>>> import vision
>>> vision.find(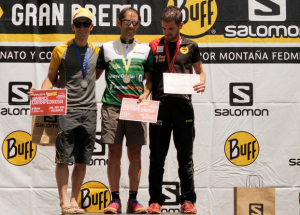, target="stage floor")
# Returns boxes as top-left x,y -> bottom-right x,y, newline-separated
85,213 -> 183,215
